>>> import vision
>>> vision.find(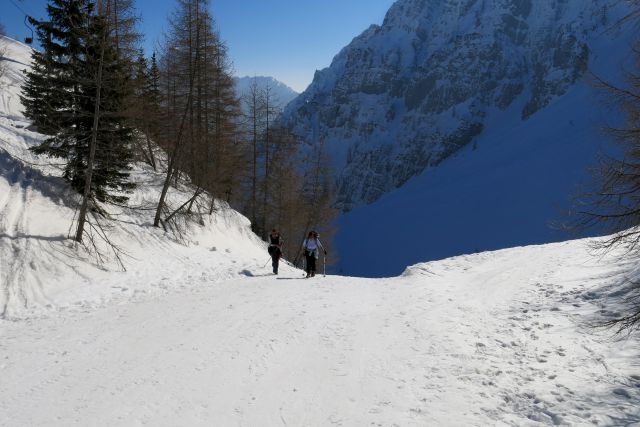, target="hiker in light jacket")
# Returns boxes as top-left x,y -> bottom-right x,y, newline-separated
302,231 -> 326,278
